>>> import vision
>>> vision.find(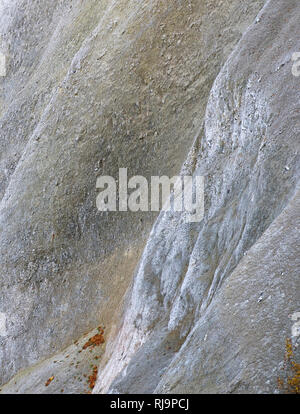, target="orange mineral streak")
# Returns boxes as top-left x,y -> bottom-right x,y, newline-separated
82,327 -> 105,350
45,376 -> 54,387
278,338 -> 300,394
88,366 -> 98,390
